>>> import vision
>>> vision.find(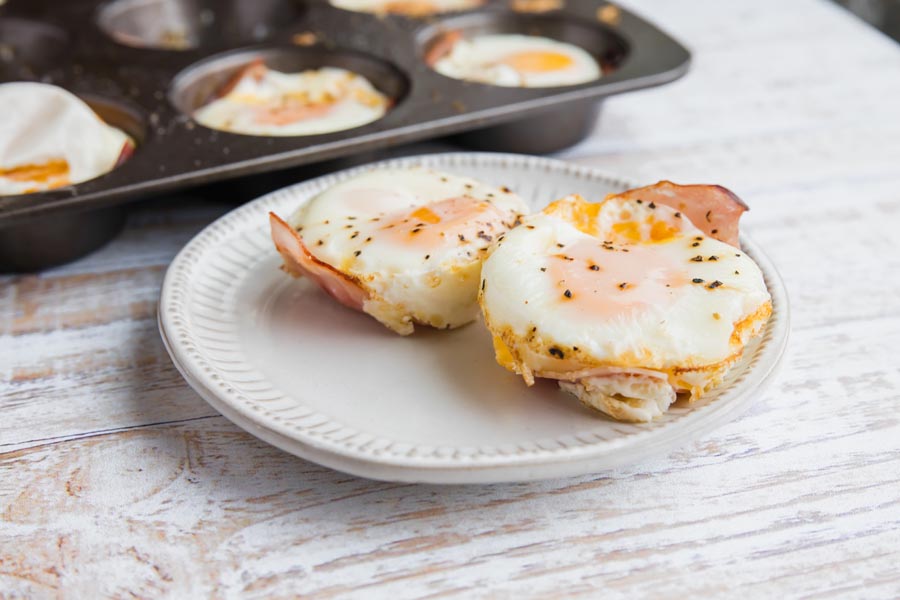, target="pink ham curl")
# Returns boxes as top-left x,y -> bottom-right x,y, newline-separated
610,181 -> 749,248
424,30 -> 462,67
269,212 -> 368,311
115,139 -> 135,167
217,59 -> 268,98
